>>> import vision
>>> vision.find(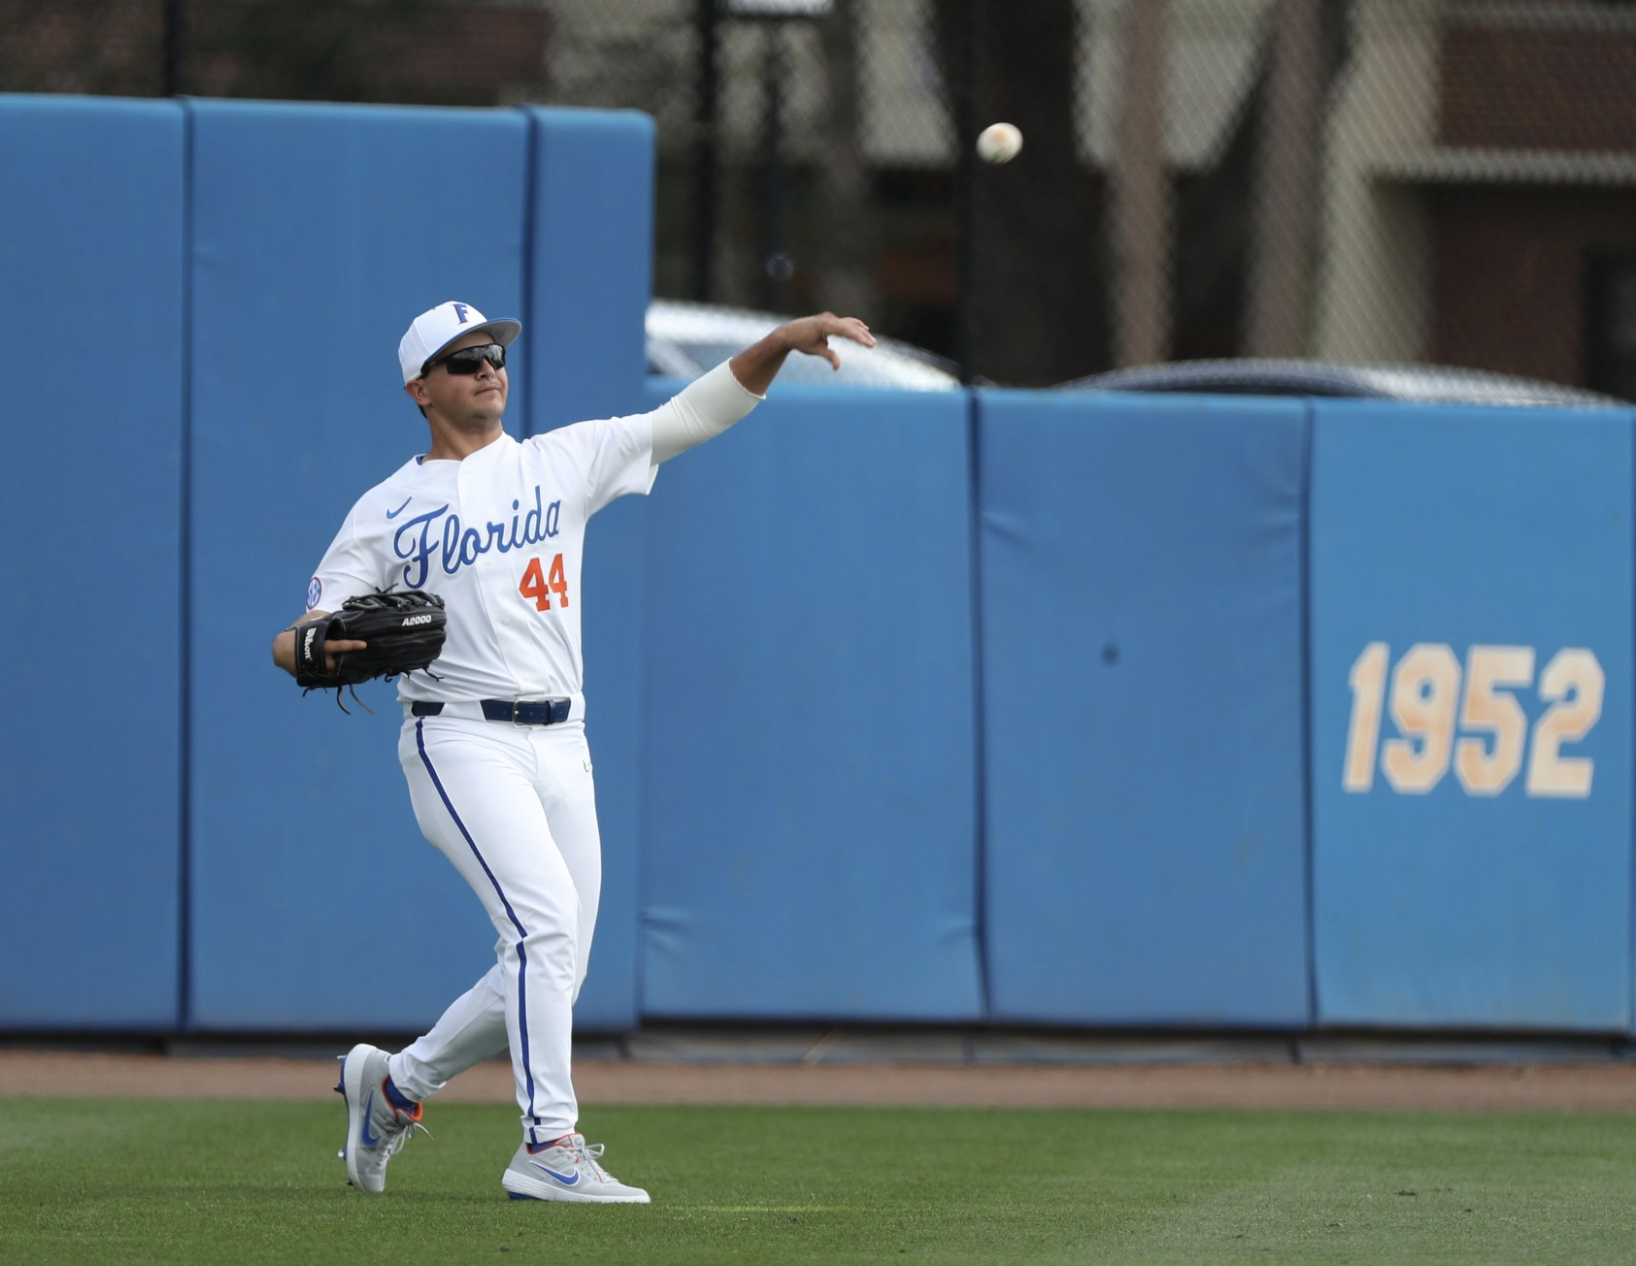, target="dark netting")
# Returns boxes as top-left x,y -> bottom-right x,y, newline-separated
6,0 -> 1636,392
